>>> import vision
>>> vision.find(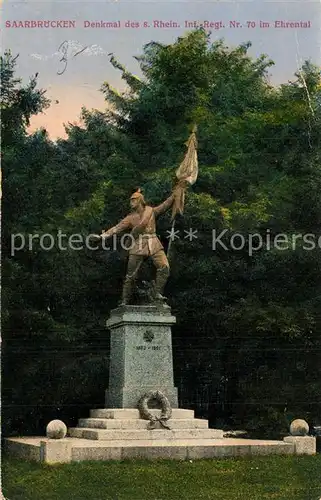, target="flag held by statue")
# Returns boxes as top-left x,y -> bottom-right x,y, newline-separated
172,125 -> 198,220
